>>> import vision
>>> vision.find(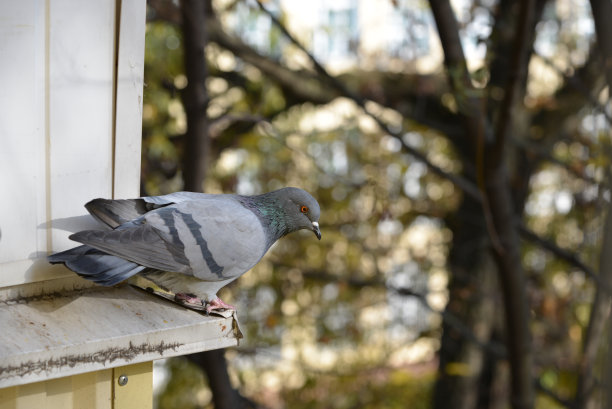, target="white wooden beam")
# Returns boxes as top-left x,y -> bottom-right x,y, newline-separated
0,278 -> 241,388
113,0 -> 146,199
